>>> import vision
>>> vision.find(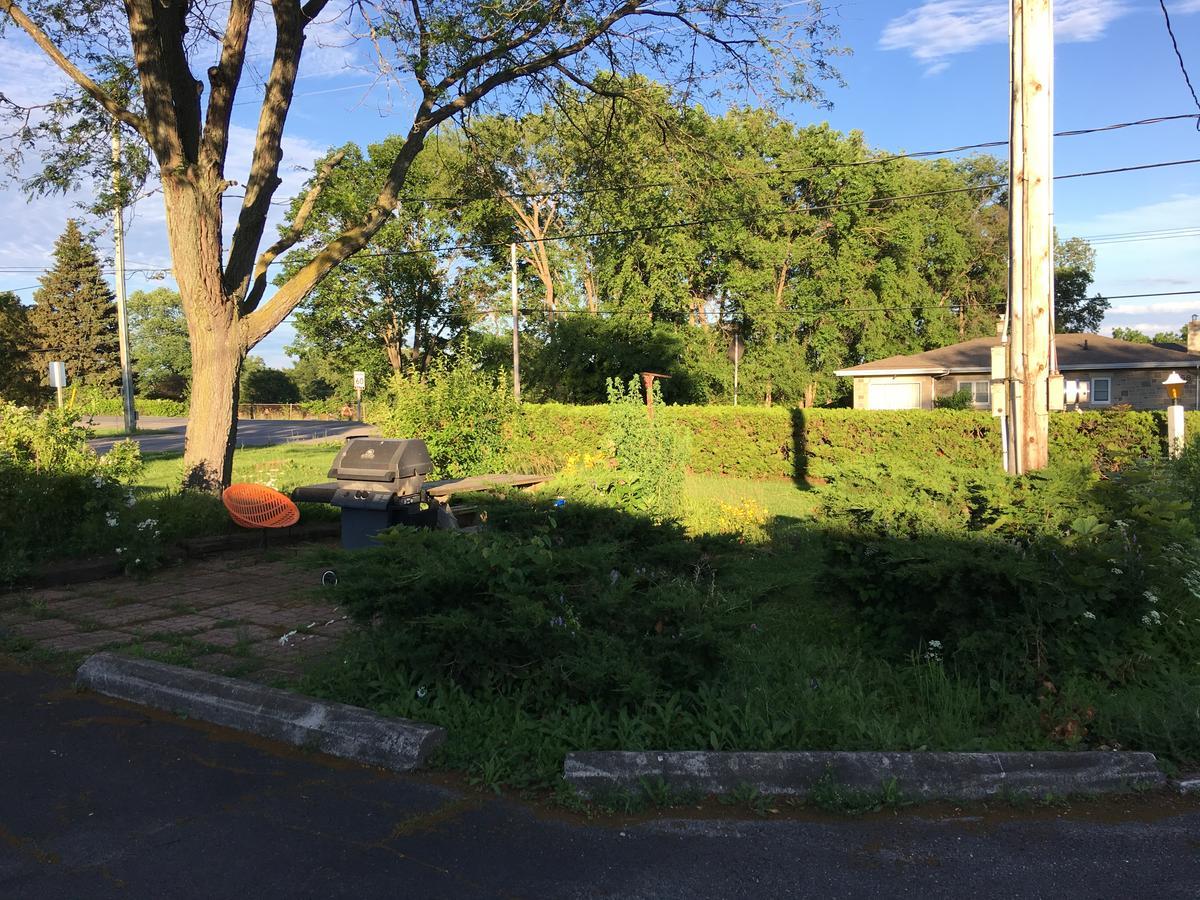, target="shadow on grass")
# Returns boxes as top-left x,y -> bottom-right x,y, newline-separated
294,482 -> 1200,793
